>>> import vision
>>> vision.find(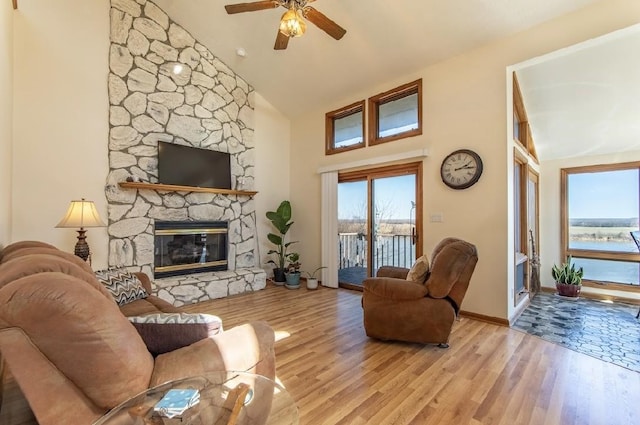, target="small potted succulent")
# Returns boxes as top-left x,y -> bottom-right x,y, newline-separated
284,252 -> 301,289
302,266 -> 327,290
552,256 -> 584,298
